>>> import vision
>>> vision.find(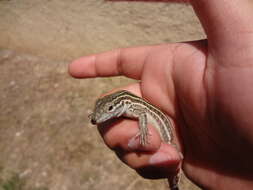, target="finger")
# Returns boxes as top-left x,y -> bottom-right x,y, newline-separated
99,114 -> 182,178
69,45 -> 160,80
98,119 -> 162,152
121,143 -> 181,179
190,0 -> 253,55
